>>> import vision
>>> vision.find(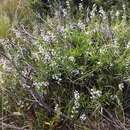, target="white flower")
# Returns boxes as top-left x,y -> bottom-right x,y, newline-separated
74,90 -> 80,108
52,73 -> 62,81
50,49 -> 56,55
62,8 -> 67,17
99,7 -> 107,20
74,90 -> 80,99
69,23 -> 78,29
44,35 -> 51,43
123,4 -> 126,10
54,104 -> 59,111
68,56 -> 75,62
71,90 -> 80,118
66,0 -> 70,9
71,69 -> 80,75
23,84 -> 30,89
99,7 -> 104,16
80,113 -> 86,121
77,21 -> 85,30
90,89 -> 102,99
44,53 -> 51,61
33,81 -> 49,89
43,32 -> 55,43
79,3 -> 83,11
110,95 -> 118,100
115,11 -> 120,18
118,83 -> 124,90
97,62 -> 101,65
127,41 -> 130,48
90,4 -> 97,18
43,81 -> 49,87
